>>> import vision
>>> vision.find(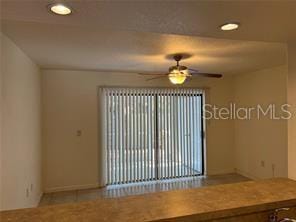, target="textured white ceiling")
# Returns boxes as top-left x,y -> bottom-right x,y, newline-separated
0,1 -> 289,75
2,0 -> 296,42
